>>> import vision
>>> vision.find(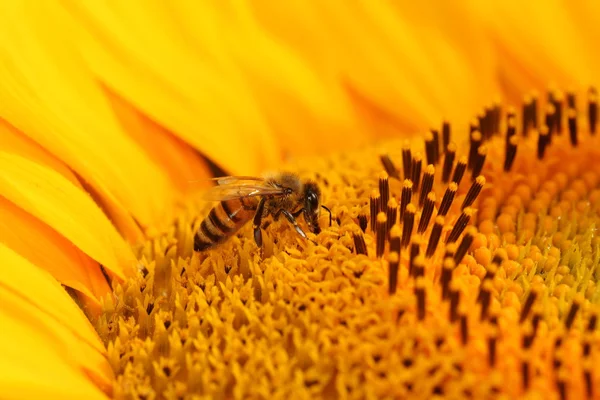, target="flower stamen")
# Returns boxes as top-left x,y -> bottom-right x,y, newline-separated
425,215 -> 444,258
417,192 -> 435,234
441,142 -> 456,183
